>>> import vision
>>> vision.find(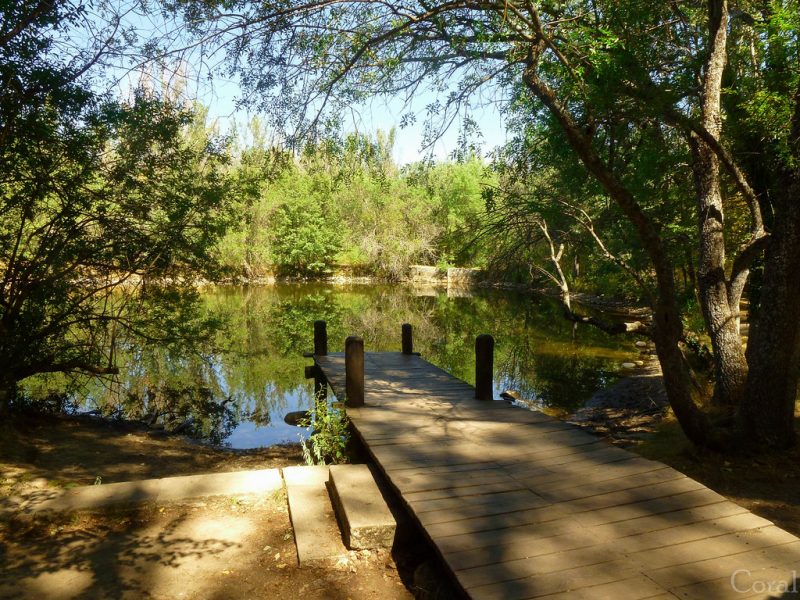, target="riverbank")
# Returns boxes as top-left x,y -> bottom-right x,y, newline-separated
2,391 -> 798,598
0,414 -> 426,600
0,414 -> 303,494
565,342 -> 667,446
202,269 -> 654,312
